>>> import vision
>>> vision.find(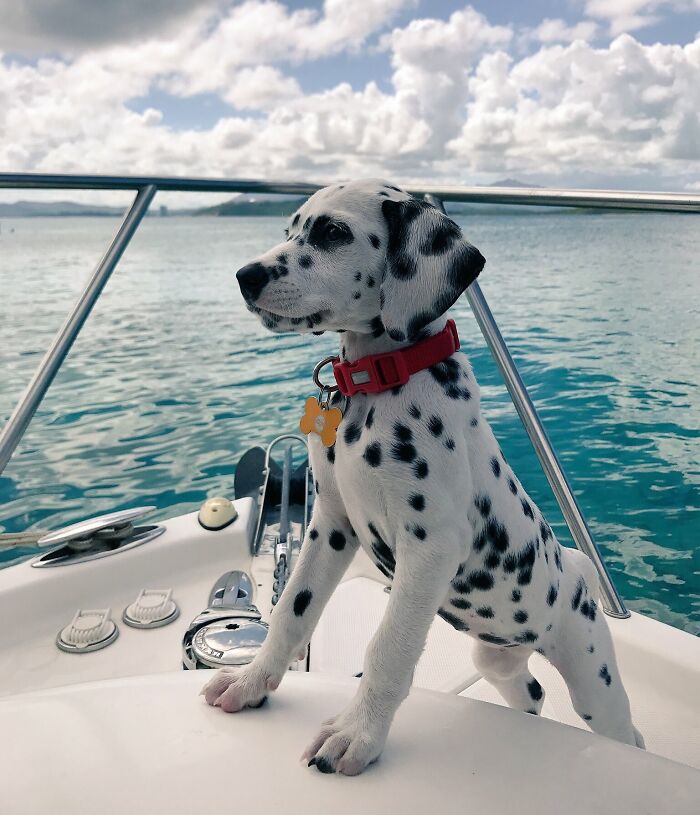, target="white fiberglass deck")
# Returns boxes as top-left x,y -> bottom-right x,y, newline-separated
0,497 -> 698,794
3,671 -> 699,815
